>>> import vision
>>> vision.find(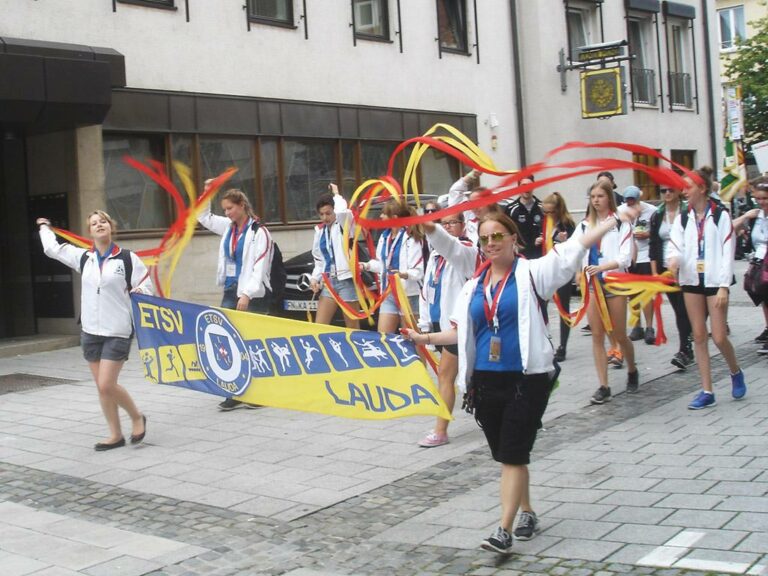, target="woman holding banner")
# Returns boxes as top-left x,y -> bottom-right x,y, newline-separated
37,211 -> 152,451
310,183 -> 359,329
403,211 -> 629,554
197,185 -> 274,411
